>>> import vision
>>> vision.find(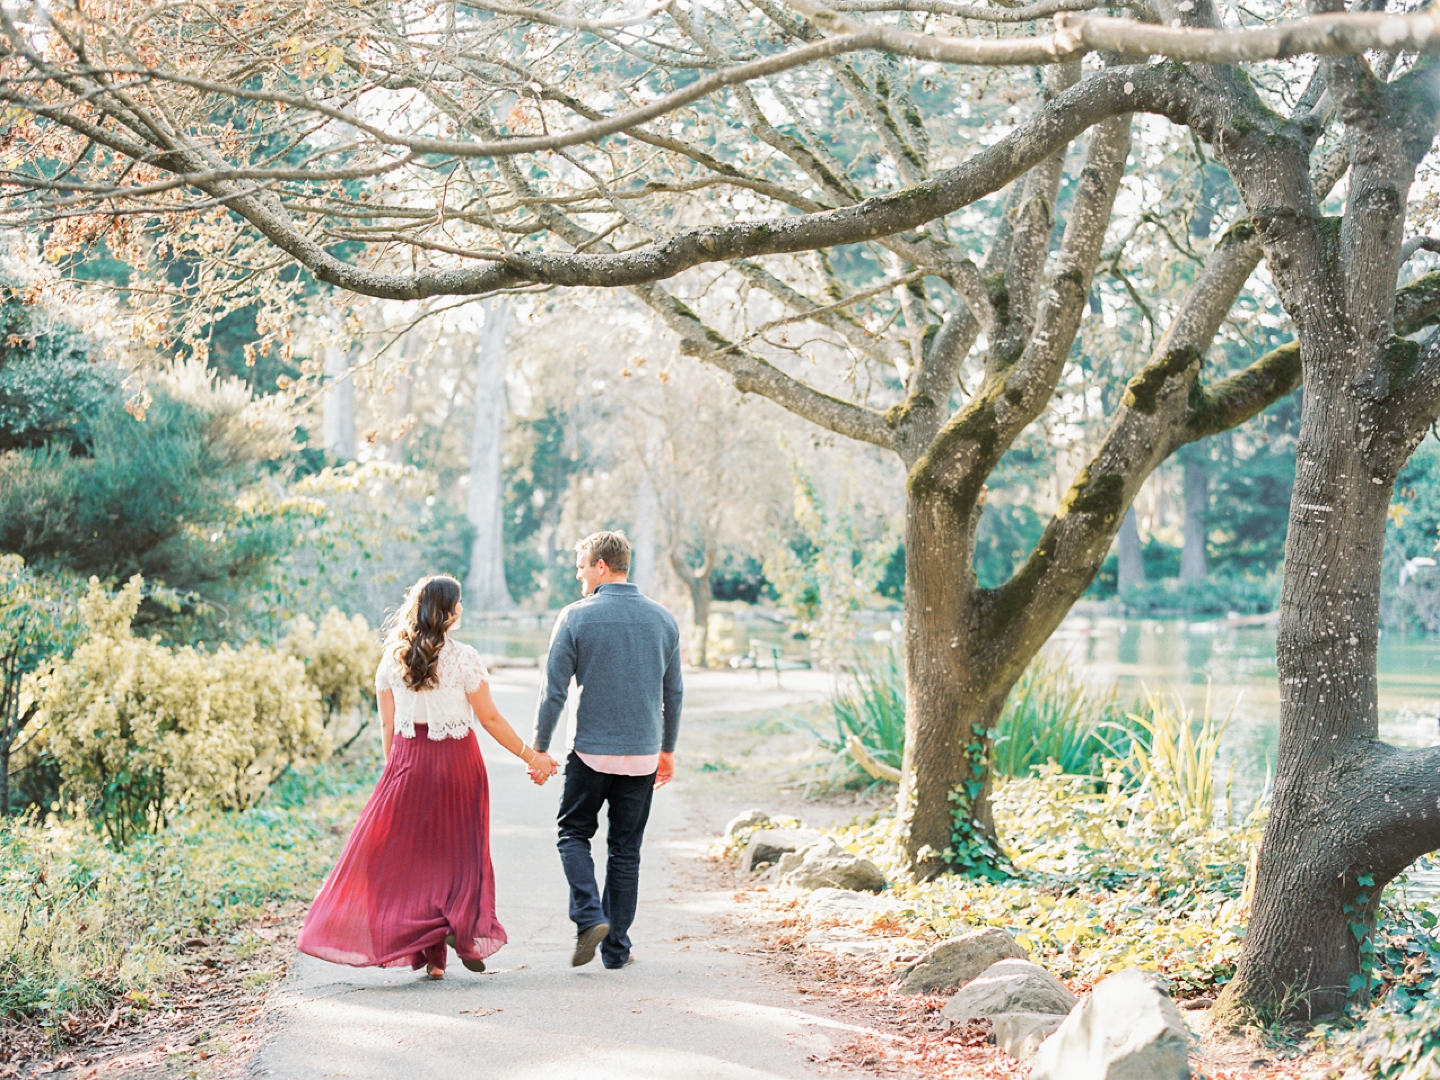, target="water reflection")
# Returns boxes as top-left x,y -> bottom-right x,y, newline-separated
462,608 -> 1440,896
1048,614 -> 1440,810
